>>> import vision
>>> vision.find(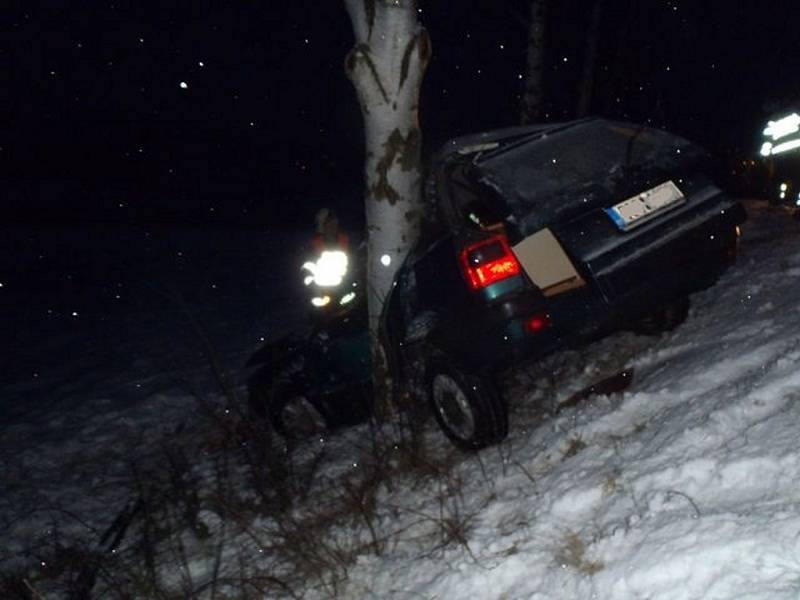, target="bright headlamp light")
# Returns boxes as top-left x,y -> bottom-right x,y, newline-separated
761,113 -> 800,157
